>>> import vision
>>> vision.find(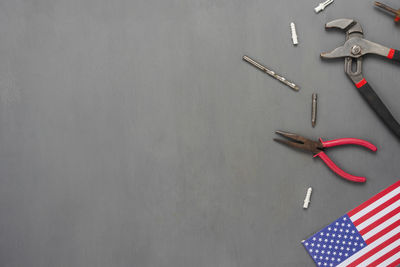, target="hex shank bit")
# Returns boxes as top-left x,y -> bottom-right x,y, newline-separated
242,55 -> 300,91
312,93 -> 318,127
